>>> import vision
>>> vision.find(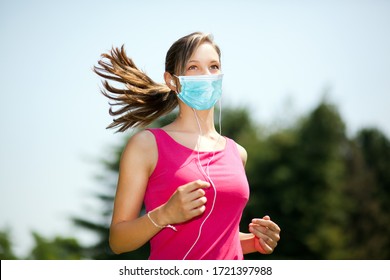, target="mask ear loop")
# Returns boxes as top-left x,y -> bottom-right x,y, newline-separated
182,99 -> 222,260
